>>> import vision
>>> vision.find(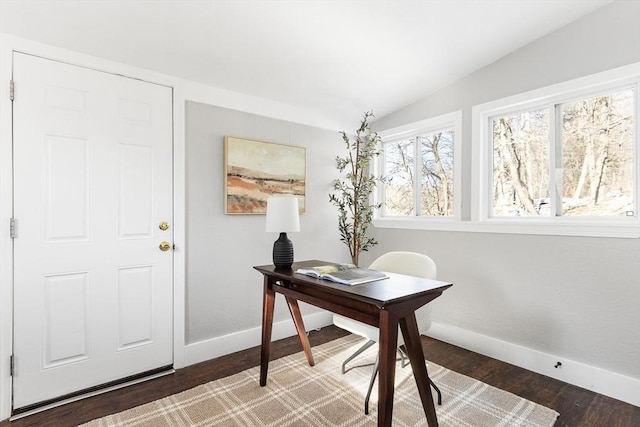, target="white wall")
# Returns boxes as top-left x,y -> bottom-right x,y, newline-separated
184,101 -> 351,348
369,0 -> 640,405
